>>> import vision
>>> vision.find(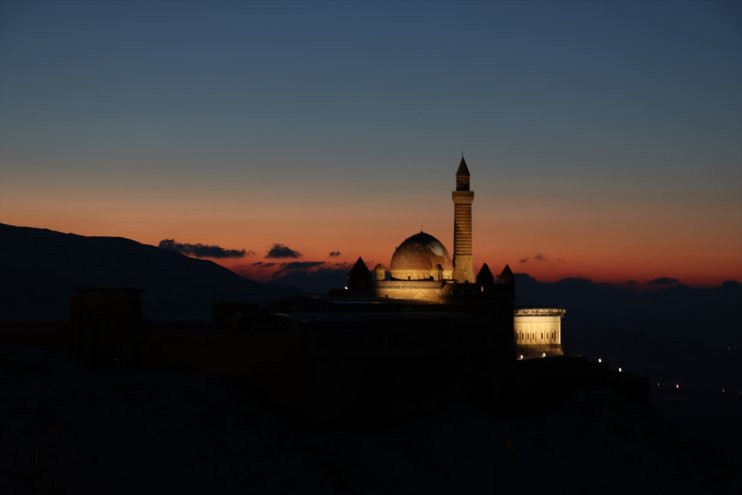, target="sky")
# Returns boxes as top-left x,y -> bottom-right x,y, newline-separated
1,0 -> 740,286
